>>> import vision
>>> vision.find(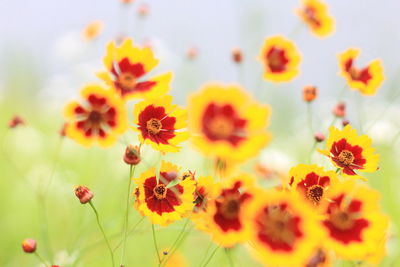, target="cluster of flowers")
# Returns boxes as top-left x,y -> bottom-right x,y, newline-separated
19,0 -> 389,266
